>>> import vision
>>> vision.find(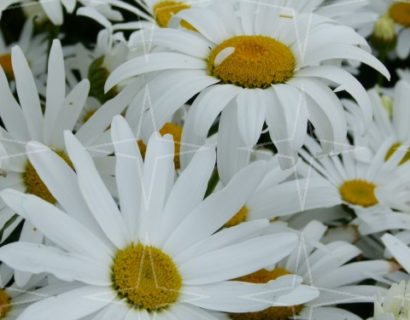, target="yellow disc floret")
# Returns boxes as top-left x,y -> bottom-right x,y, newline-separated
208,36 -> 295,89
0,289 -> 11,318
112,244 -> 182,311
225,205 -> 248,228
138,122 -> 183,169
389,2 -> 410,27
0,53 -> 13,78
385,142 -> 410,165
22,151 -> 72,204
339,179 -> 378,207
230,267 -> 303,320
153,1 -> 192,29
